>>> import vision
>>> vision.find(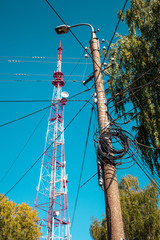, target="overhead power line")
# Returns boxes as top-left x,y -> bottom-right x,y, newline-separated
0,105 -> 51,128
1,96 -> 92,200
66,52 -> 86,81
109,77 -> 160,106
102,0 -> 128,65
0,109 -> 49,184
107,68 -> 153,103
0,56 -> 88,59
0,99 -> 89,103
0,59 -> 92,64
137,142 -> 160,150
45,0 -> 101,71
0,87 -> 93,104
80,172 -> 98,188
68,87 -> 93,99
107,113 -> 160,190
71,107 -> 94,231
0,73 -> 88,77
0,79 -> 85,83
